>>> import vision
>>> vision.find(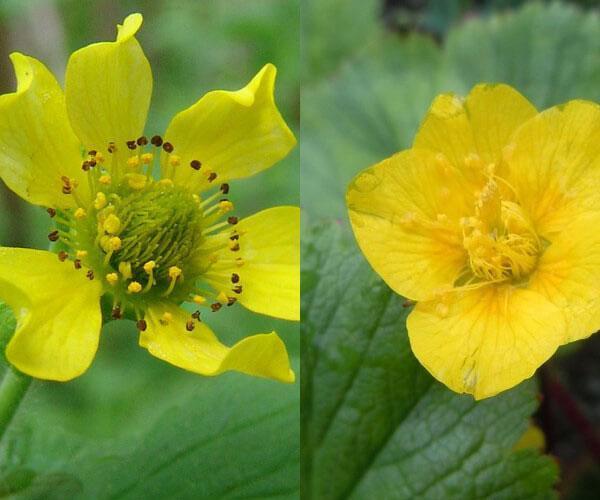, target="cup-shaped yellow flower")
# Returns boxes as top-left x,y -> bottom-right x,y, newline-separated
347,84 -> 600,399
0,14 -> 299,383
